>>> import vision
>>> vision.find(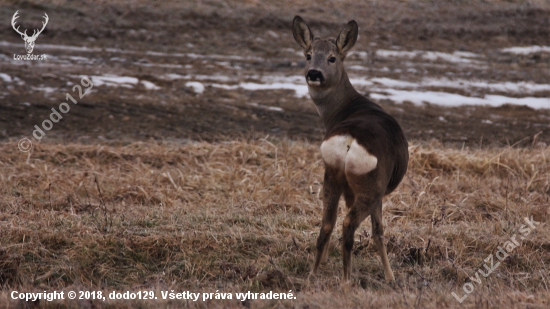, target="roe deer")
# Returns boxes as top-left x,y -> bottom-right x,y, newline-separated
292,16 -> 408,282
